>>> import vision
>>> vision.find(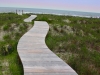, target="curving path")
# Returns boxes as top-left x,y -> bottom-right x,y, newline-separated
24,15 -> 37,22
17,15 -> 78,75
